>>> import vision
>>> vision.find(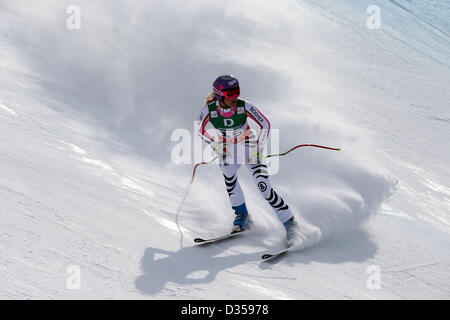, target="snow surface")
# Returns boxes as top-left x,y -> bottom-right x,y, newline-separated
0,0 -> 449,299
